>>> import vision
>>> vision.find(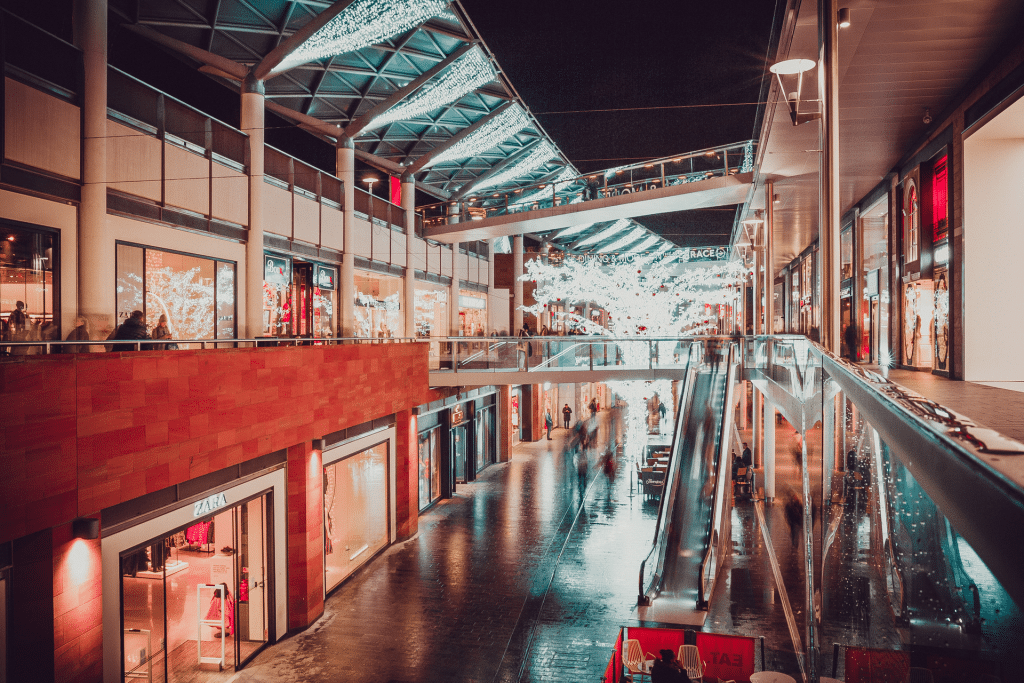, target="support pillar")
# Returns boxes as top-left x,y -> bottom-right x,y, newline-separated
75,0 -> 113,339
402,174 -> 416,338
739,381 -> 748,430
753,229 -> 763,335
337,139 -> 356,336
488,238 -> 502,333
819,0 -> 841,354
764,400 -> 776,501
513,234 -> 524,333
394,410 -> 419,539
752,387 -> 763,468
241,75 -> 265,339
286,441 -> 324,630
540,241 -> 551,330
823,390 -> 837,505
449,243 -> 460,335
497,385 -> 513,461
